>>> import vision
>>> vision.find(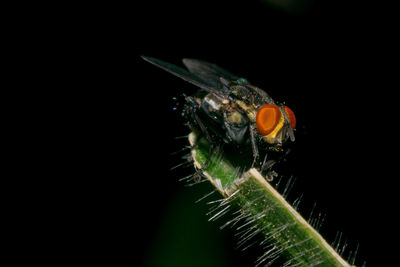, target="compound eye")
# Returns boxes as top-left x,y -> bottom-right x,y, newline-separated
283,106 -> 296,130
256,104 -> 281,135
